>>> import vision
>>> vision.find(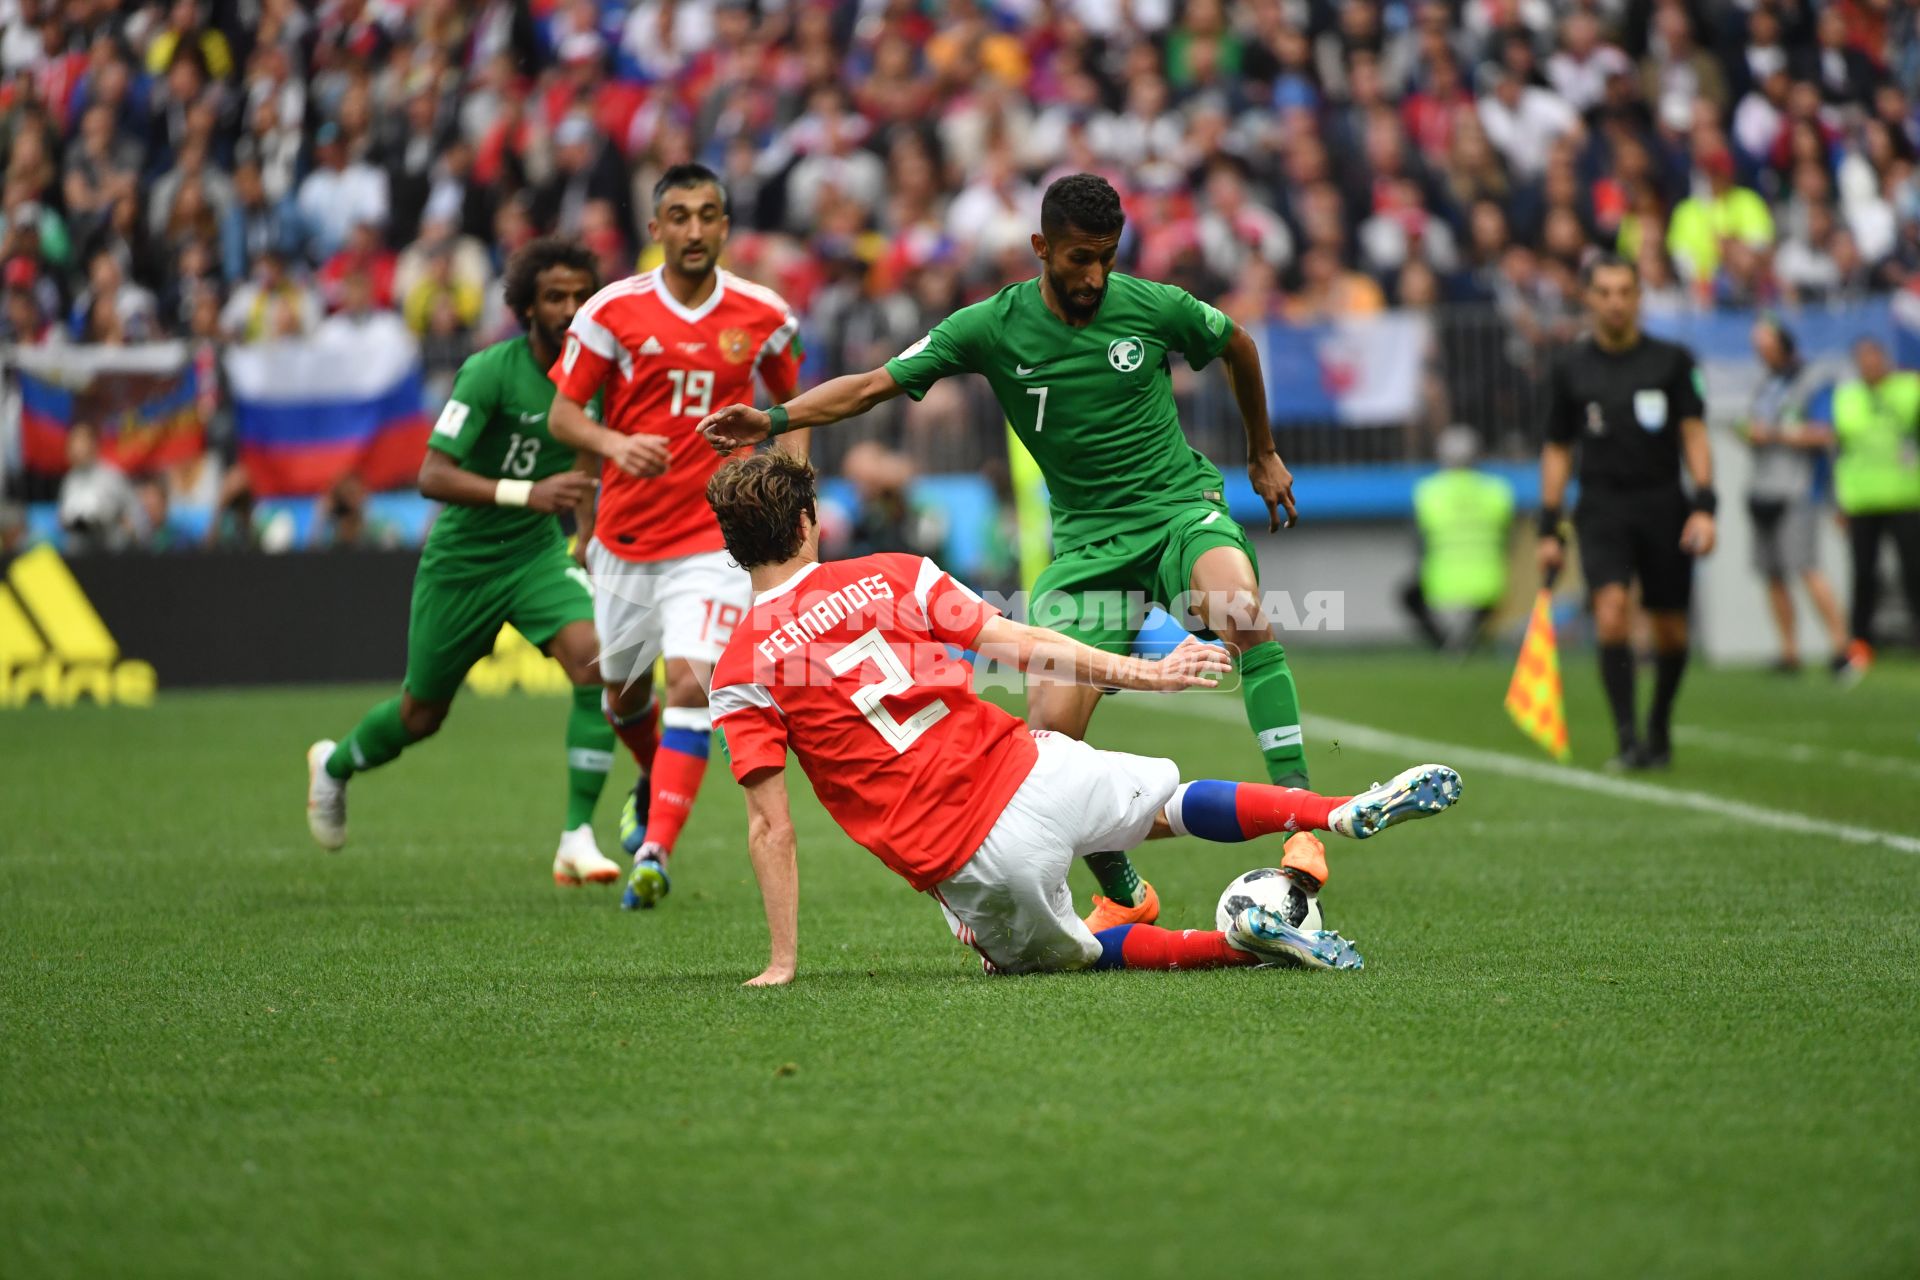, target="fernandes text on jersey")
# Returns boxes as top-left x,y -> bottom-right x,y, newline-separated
695,172 -> 1311,937
705,454 -> 1464,984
